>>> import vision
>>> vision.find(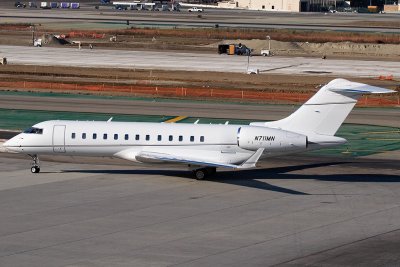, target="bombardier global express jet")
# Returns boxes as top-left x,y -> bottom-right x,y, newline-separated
3,79 -> 395,179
